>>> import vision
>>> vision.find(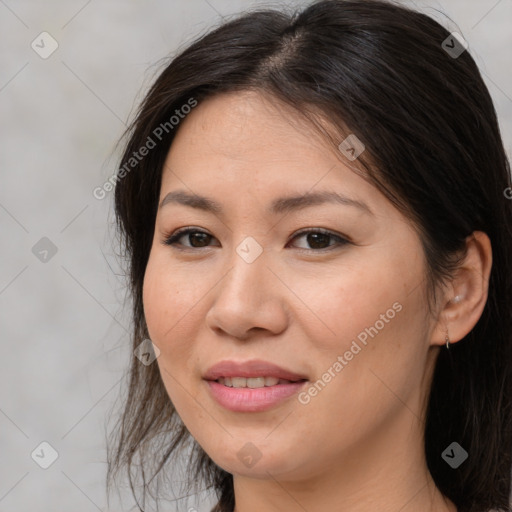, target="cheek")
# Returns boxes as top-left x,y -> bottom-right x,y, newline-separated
142,259 -> 169,343
294,259 -> 423,407
142,256 -> 203,413
294,263 -> 401,353
142,254 -> 199,361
